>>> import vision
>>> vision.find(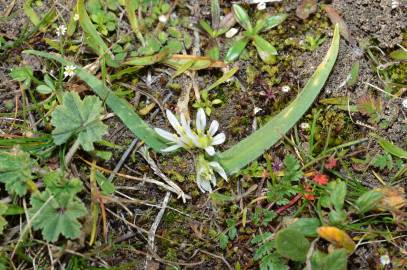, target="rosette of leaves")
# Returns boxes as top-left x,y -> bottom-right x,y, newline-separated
199,0 -> 235,60
29,171 -> 87,242
0,147 -> 35,196
51,92 -> 108,152
225,4 -> 287,63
